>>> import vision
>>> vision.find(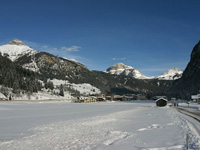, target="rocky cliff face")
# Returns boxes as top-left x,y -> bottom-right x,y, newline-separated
106,63 -> 149,79
171,41 -> 200,98
156,68 -> 182,80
